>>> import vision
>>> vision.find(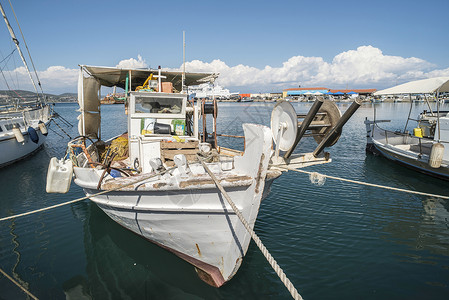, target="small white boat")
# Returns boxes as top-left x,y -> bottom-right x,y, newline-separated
0,106 -> 51,167
365,77 -> 449,180
0,2 -> 52,167
47,64 -> 360,286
